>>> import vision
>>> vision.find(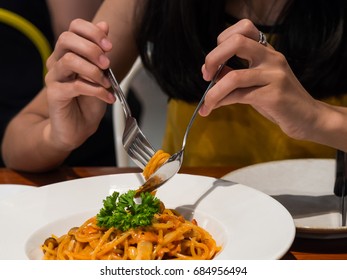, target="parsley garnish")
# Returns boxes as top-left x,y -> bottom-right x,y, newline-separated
96,190 -> 161,231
